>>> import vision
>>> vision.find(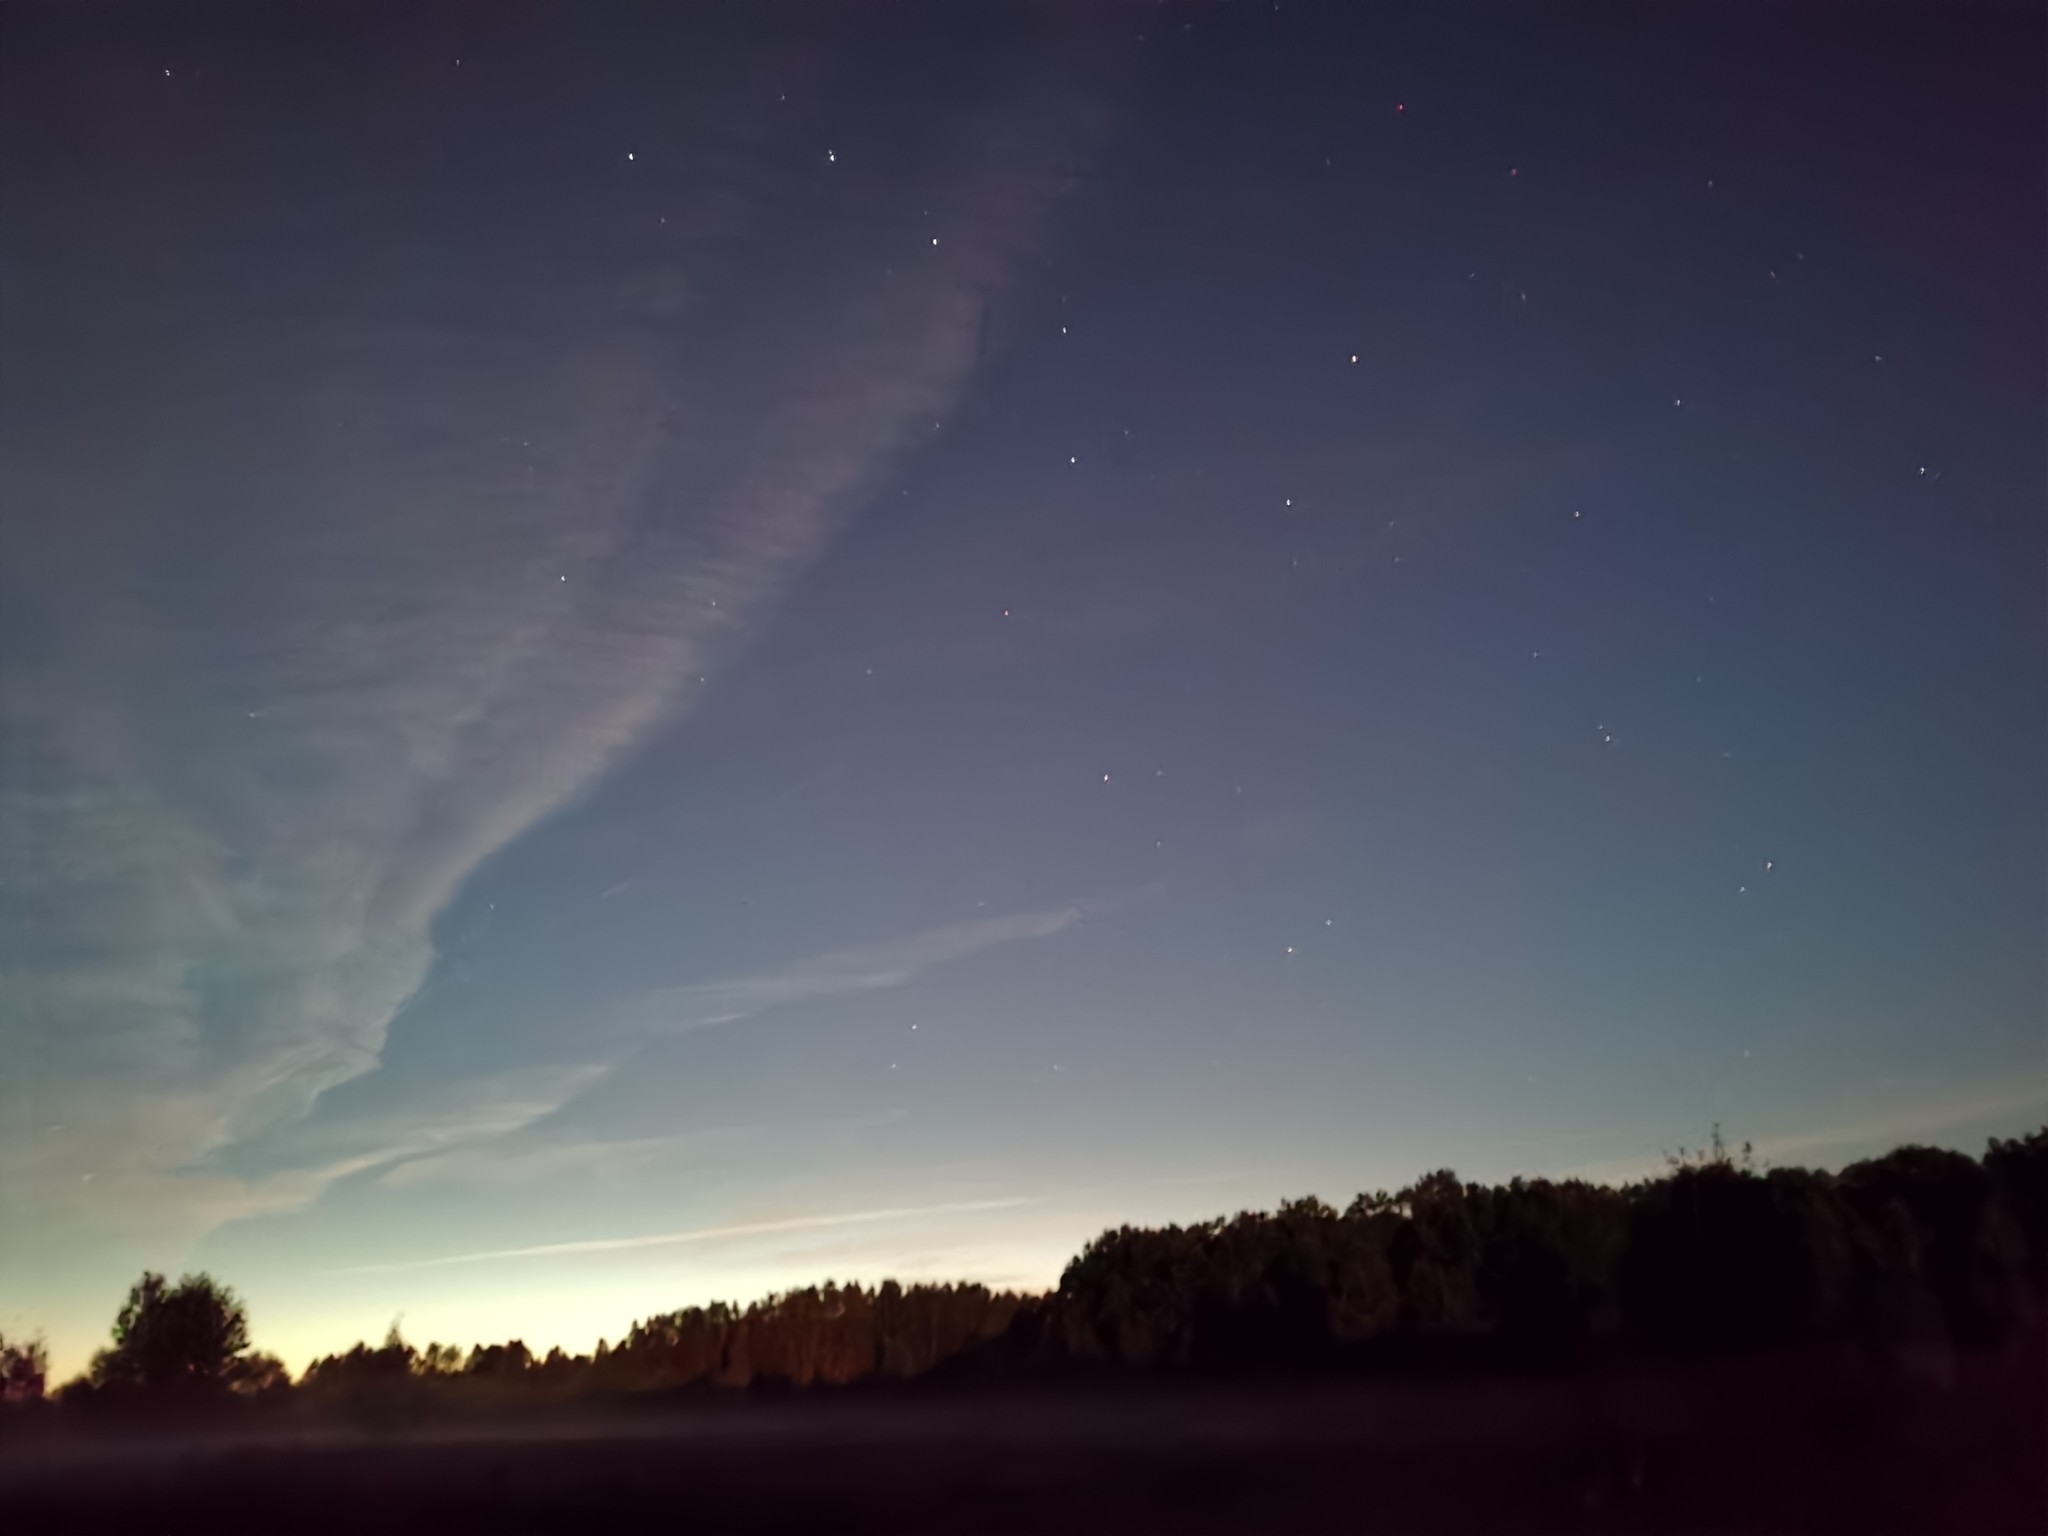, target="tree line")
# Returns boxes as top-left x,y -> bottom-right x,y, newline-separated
6,1124 -> 2041,1414
1041,1126 -> 2045,1375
